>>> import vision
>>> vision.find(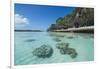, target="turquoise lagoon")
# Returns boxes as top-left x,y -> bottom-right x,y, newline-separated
14,32 -> 94,65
